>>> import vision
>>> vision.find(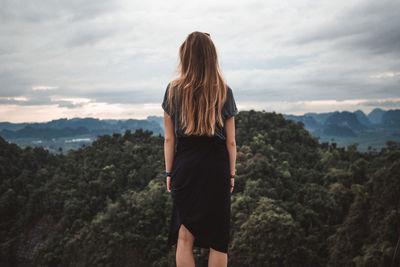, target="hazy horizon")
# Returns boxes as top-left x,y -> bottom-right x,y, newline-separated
1,0 -> 399,123
0,106 -> 396,124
